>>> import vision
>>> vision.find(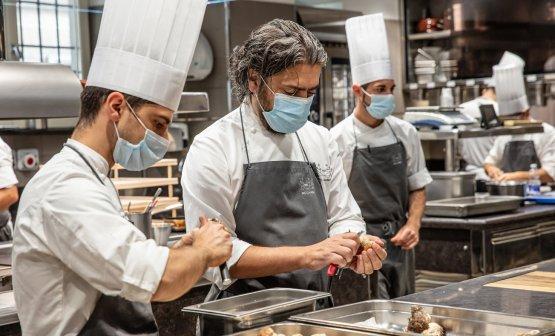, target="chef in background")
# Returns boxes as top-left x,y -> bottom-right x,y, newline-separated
13,1 -> 232,335
0,137 -> 18,241
458,80 -> 498,179
484,51 -> 555,183
330,14 -> 432,299
182,19 -> 387,303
